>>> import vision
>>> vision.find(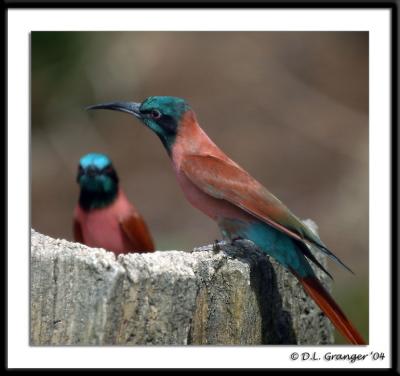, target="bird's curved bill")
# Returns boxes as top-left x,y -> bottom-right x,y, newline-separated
86,101 -> 142,119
